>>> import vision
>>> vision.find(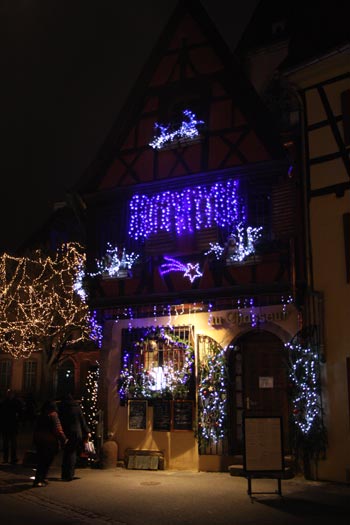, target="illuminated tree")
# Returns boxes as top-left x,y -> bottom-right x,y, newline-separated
0,243 -> 100,395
